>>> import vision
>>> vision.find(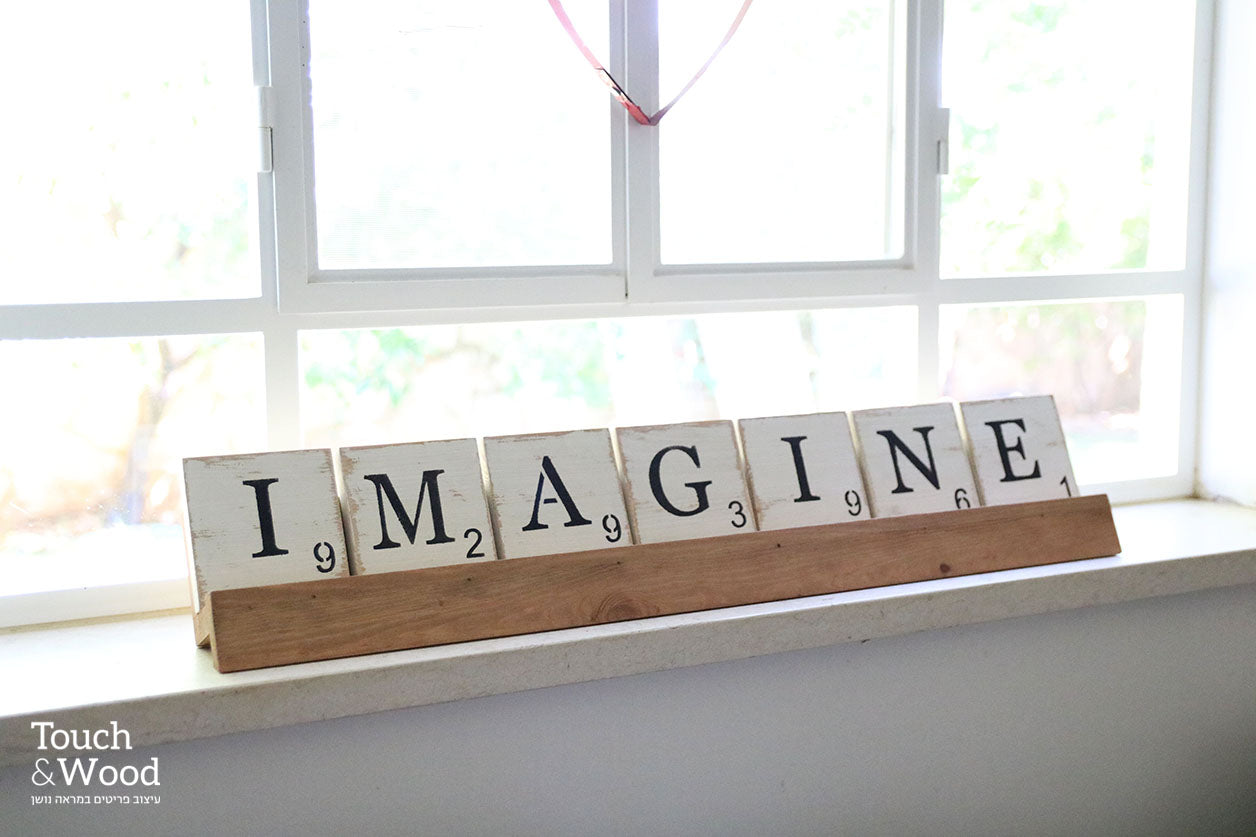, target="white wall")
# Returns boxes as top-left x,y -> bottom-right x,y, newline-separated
4,583 -> 1254,836
1198,0 -> 1256,505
